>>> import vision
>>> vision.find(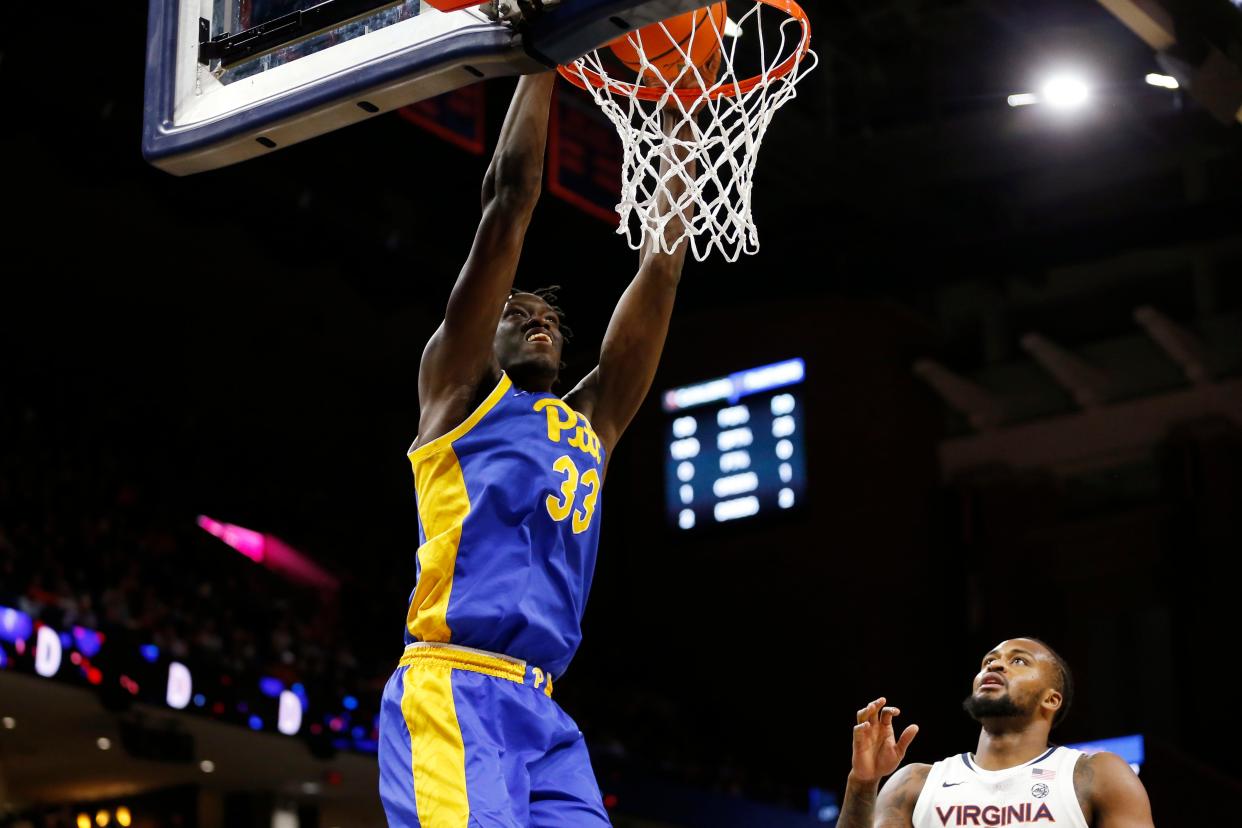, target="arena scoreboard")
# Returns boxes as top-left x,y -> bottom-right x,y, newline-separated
662,358 -> 807,531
